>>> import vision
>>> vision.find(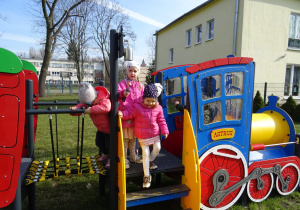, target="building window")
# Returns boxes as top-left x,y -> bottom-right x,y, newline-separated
51,71 -> 60,76
206,19 -> 214,40
169,48 -> 174,63
288,13 -> 300,49
195,25 -> 202,44
284,65 -> 300,97
185,29 -> 192,47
